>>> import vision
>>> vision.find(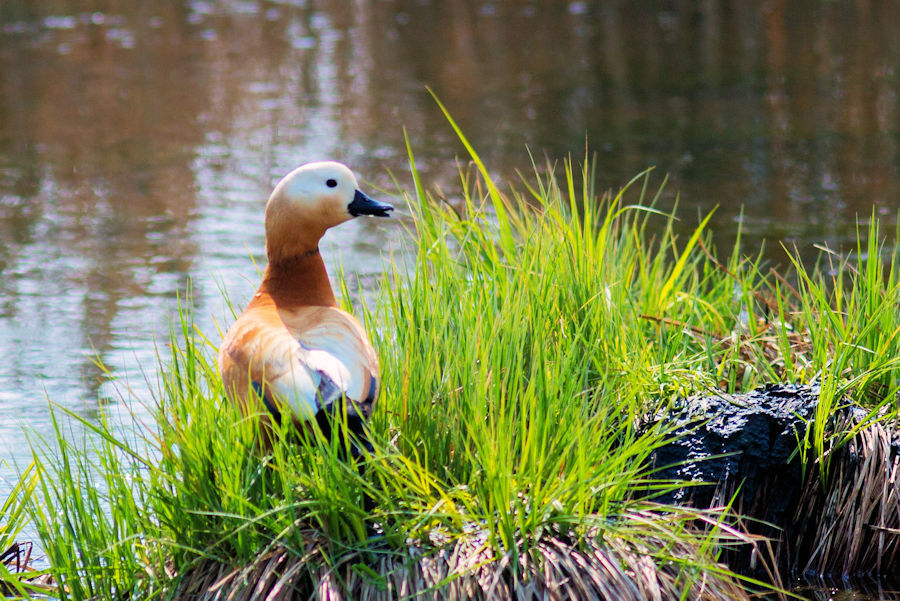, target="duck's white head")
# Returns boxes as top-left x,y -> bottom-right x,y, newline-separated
265,161 -> 393,262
